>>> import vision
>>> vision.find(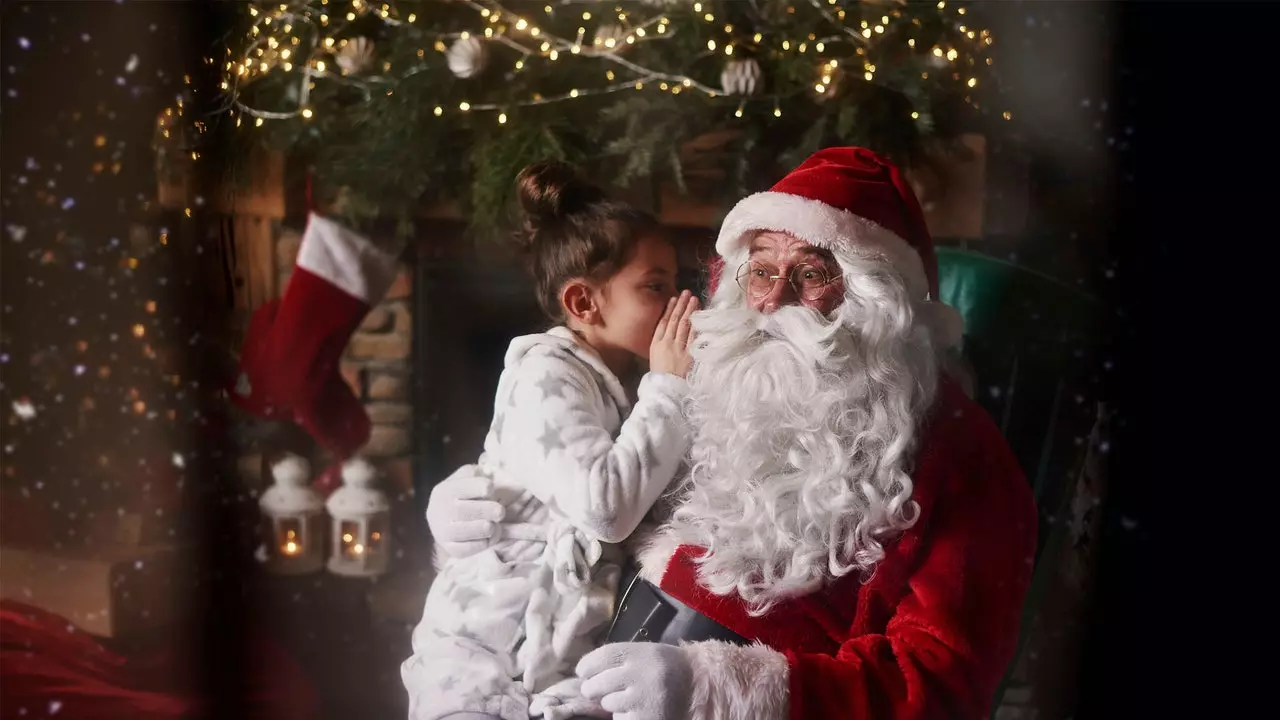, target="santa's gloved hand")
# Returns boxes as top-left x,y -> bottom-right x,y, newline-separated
576,642 -> 693,720
425,465 -> 504,559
